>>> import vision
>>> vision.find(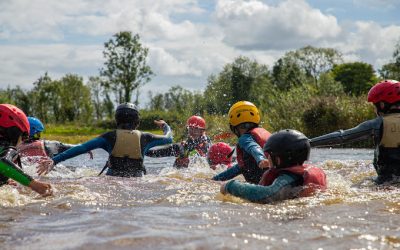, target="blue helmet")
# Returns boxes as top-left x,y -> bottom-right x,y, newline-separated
28,117 -> 44,138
